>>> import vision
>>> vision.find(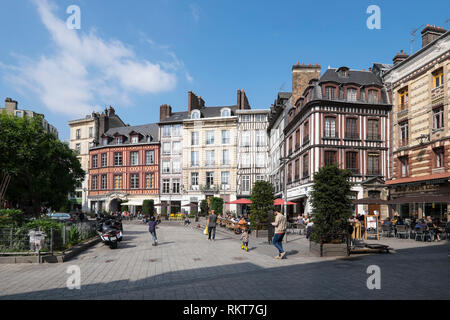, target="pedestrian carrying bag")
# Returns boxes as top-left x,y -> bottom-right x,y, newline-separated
204,226 -> 209,235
